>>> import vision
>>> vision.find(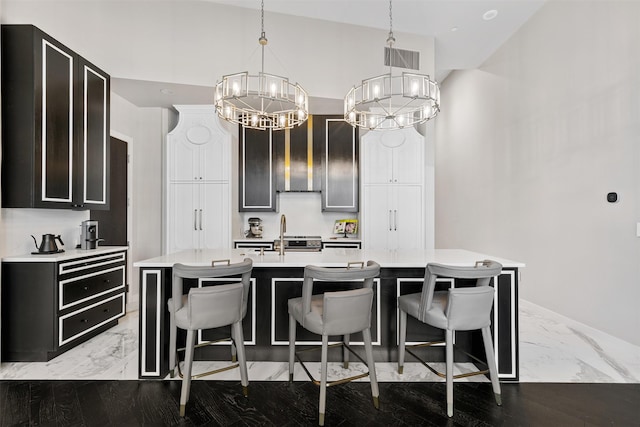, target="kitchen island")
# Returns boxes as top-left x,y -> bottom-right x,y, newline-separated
134,248 -> 524,380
